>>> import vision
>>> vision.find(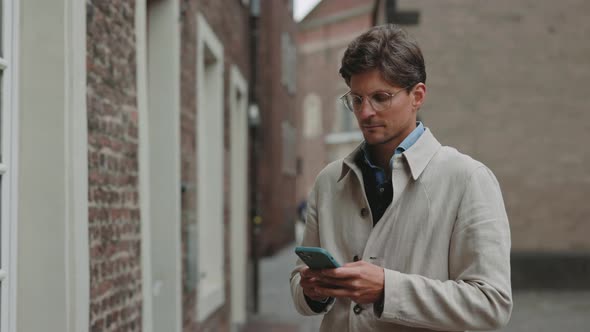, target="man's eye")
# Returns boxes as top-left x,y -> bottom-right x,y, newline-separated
352,96 -> 363,105
372,93 -> 391,103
